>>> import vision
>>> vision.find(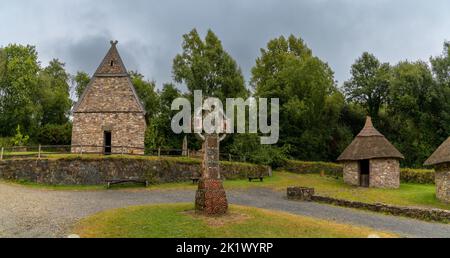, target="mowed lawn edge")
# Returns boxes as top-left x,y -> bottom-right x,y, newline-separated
72,203 -> 398,238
